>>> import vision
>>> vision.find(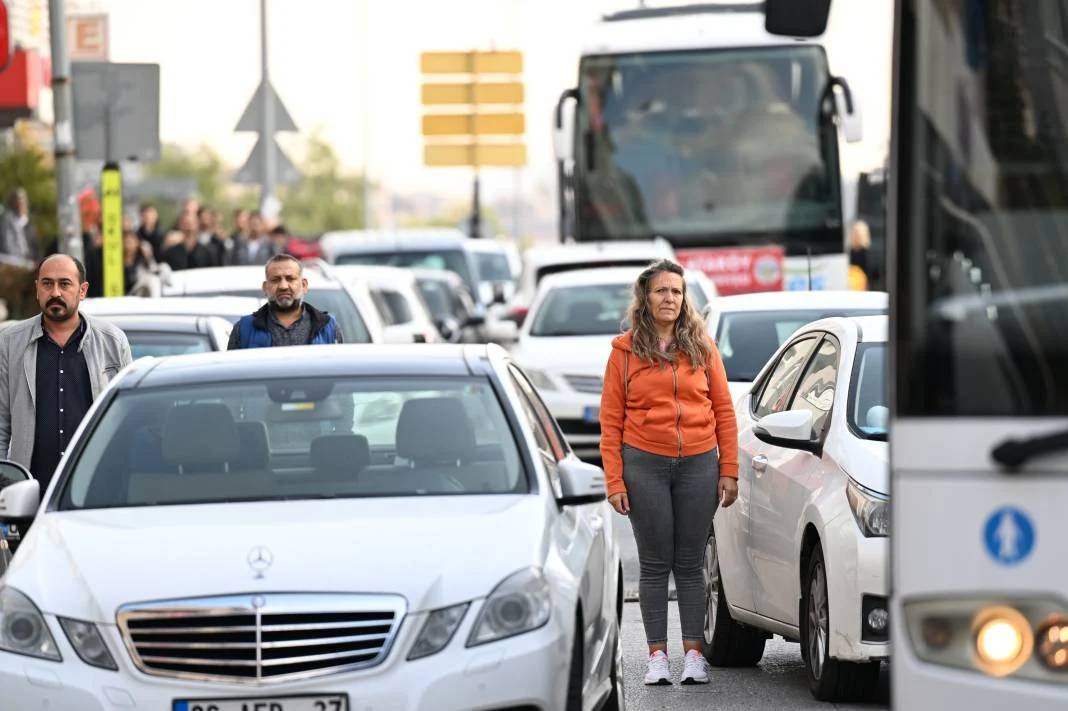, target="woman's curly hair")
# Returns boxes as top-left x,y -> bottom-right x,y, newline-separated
626,259 -> 712,367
